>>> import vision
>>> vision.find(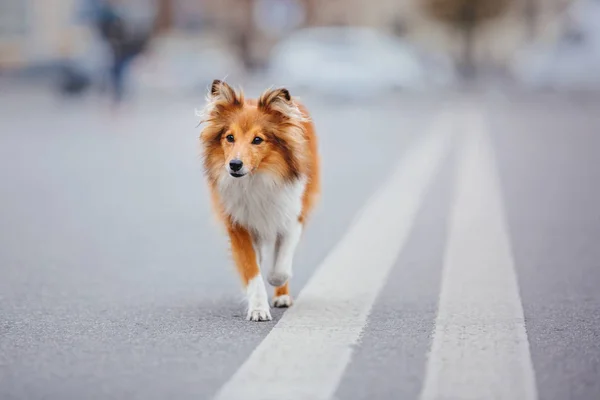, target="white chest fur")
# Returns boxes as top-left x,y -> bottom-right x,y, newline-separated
217,173 -> 306,239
